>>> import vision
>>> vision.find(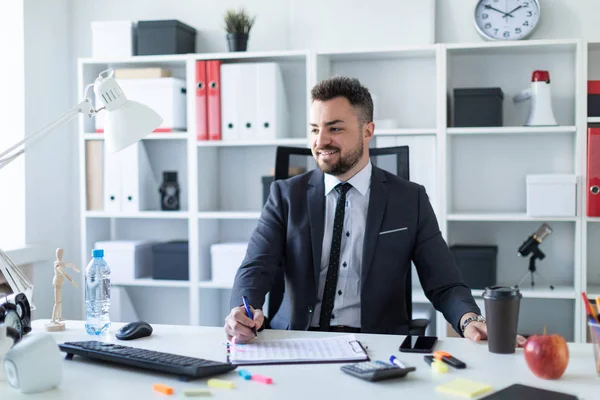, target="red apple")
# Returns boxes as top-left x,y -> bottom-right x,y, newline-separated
524,334 -> 569,379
